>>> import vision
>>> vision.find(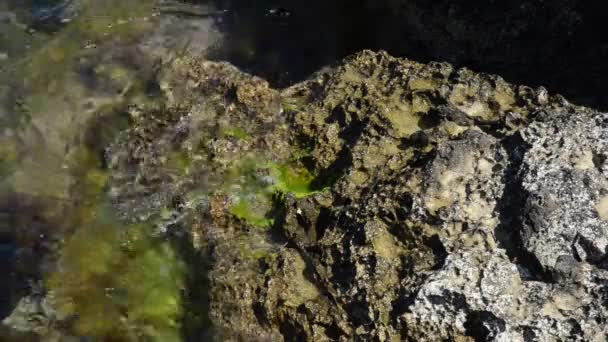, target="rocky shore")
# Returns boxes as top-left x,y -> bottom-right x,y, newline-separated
2,2 -> 608,341
13,49 -> 606,341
